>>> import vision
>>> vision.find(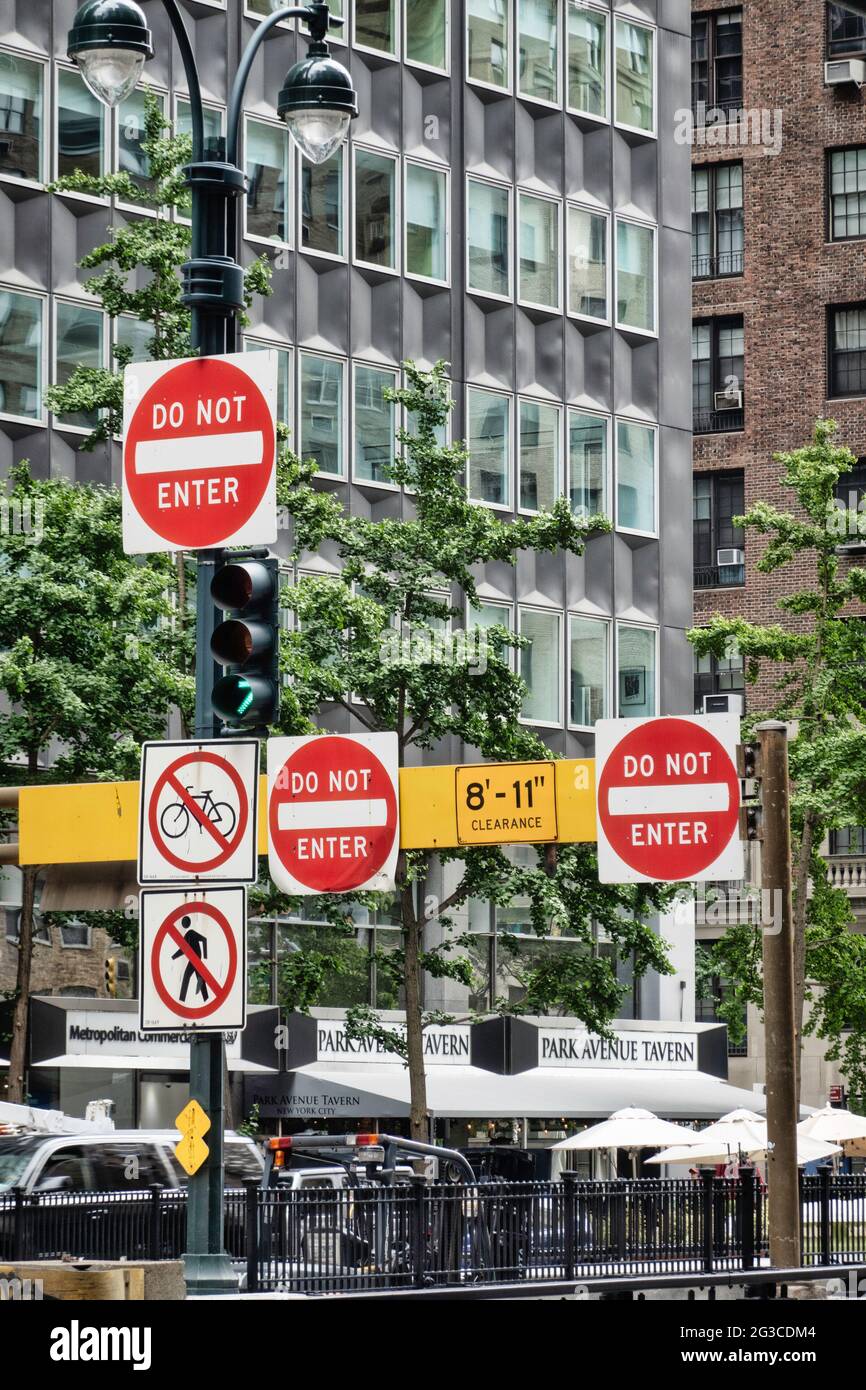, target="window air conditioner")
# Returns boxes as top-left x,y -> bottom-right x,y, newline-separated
716,547 -> 745,567
825,59 -> 866,88
714,389 -> 743,411
703,693 -> 744,716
